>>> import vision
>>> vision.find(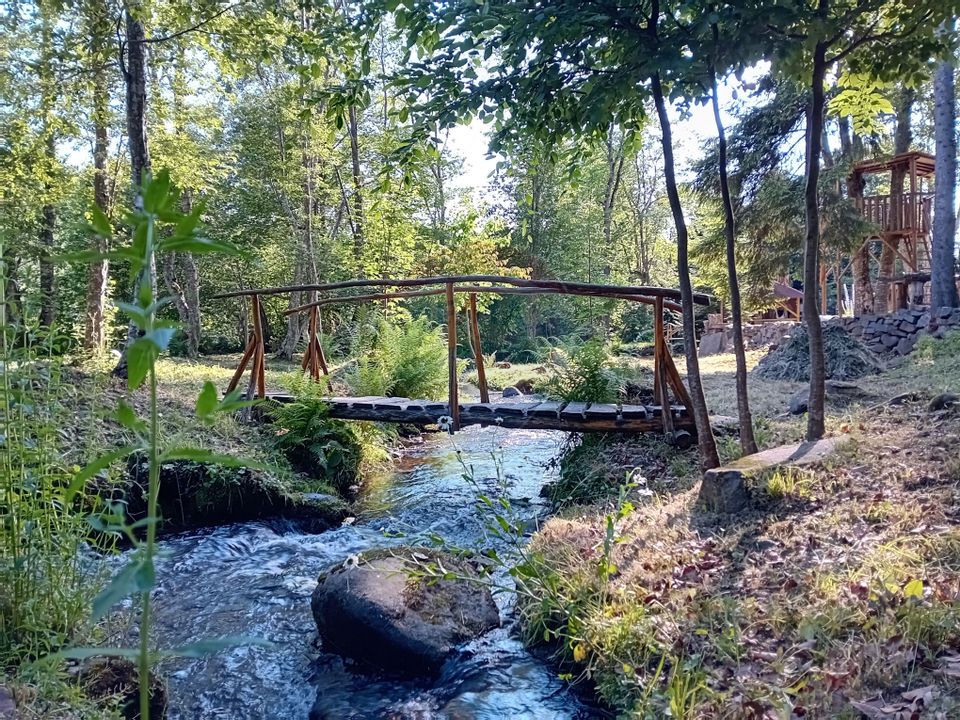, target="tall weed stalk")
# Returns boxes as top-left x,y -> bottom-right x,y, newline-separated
62,170 -> 259,719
